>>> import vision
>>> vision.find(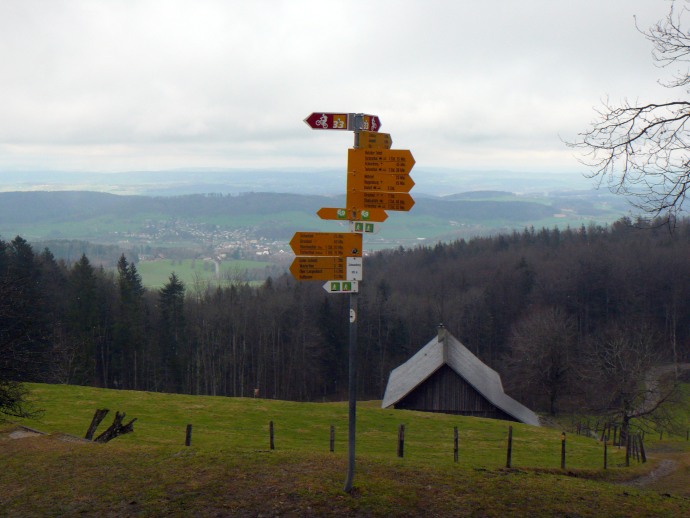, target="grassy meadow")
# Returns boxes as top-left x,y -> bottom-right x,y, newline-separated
2,383 -> 690,516
136,258 -> 276,288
